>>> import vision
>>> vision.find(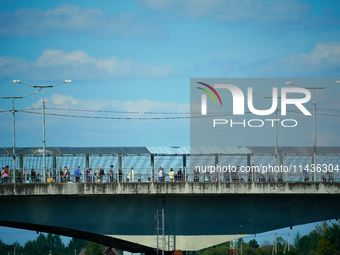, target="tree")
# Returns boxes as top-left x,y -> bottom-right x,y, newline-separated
0,239 -> 24,255
259,240 -> 272,254
315,221 -> 329,236
66,237 -> 87,255
276,236 -> 286,253
254,247 -> 266,255
24,240 -> 41,255
249,239 -> 259,249
324,222 -> 340,252
46,233 -> 65,254
85,241 -> 105,255
316,239 -> 332,255
294,231 -> 301,248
